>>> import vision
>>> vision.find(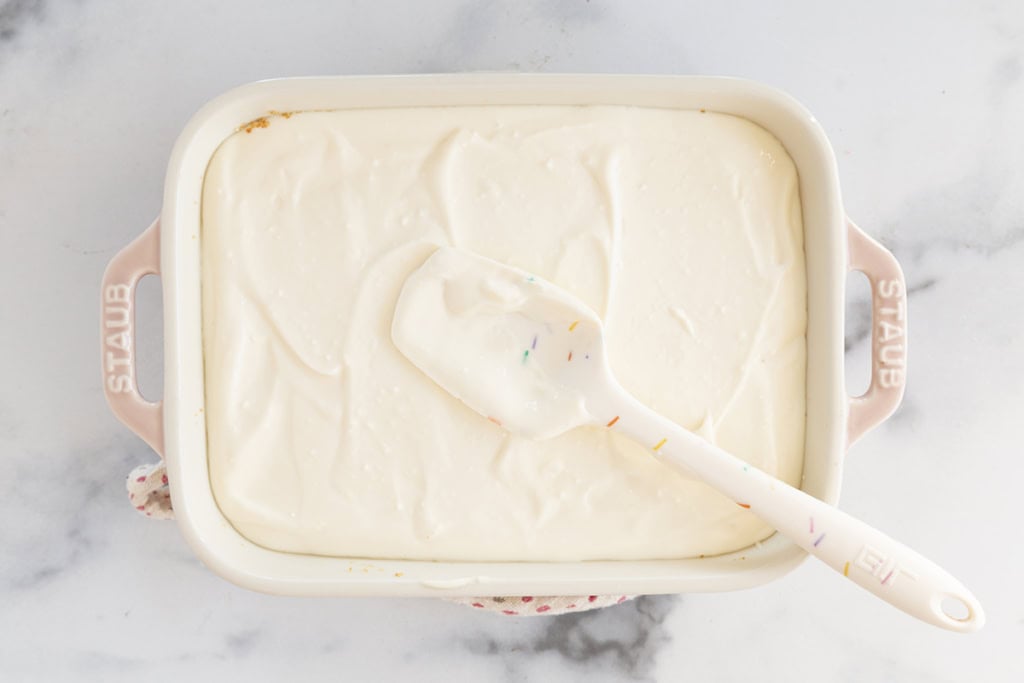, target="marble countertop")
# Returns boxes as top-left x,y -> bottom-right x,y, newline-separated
2,1 -> 1021,680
